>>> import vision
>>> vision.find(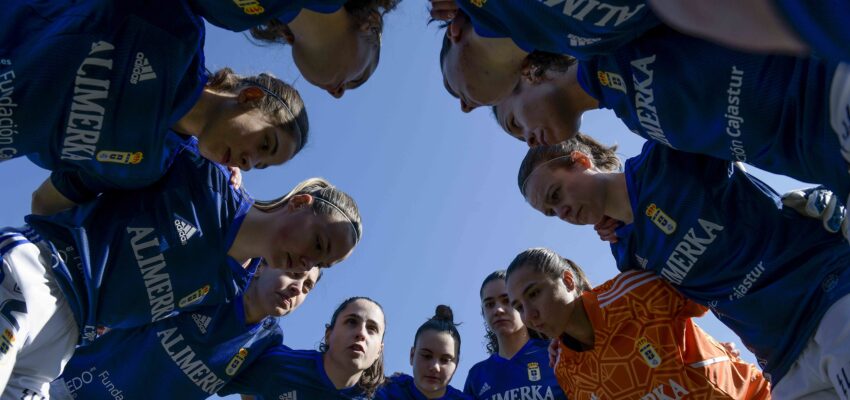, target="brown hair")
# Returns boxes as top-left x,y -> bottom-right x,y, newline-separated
505,248 -> 592,294
319,296 -> 386,397
414,305 -> 462,362
479,270 -> 545,355
207,68 -> 309,154
518,134 -> 621,197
